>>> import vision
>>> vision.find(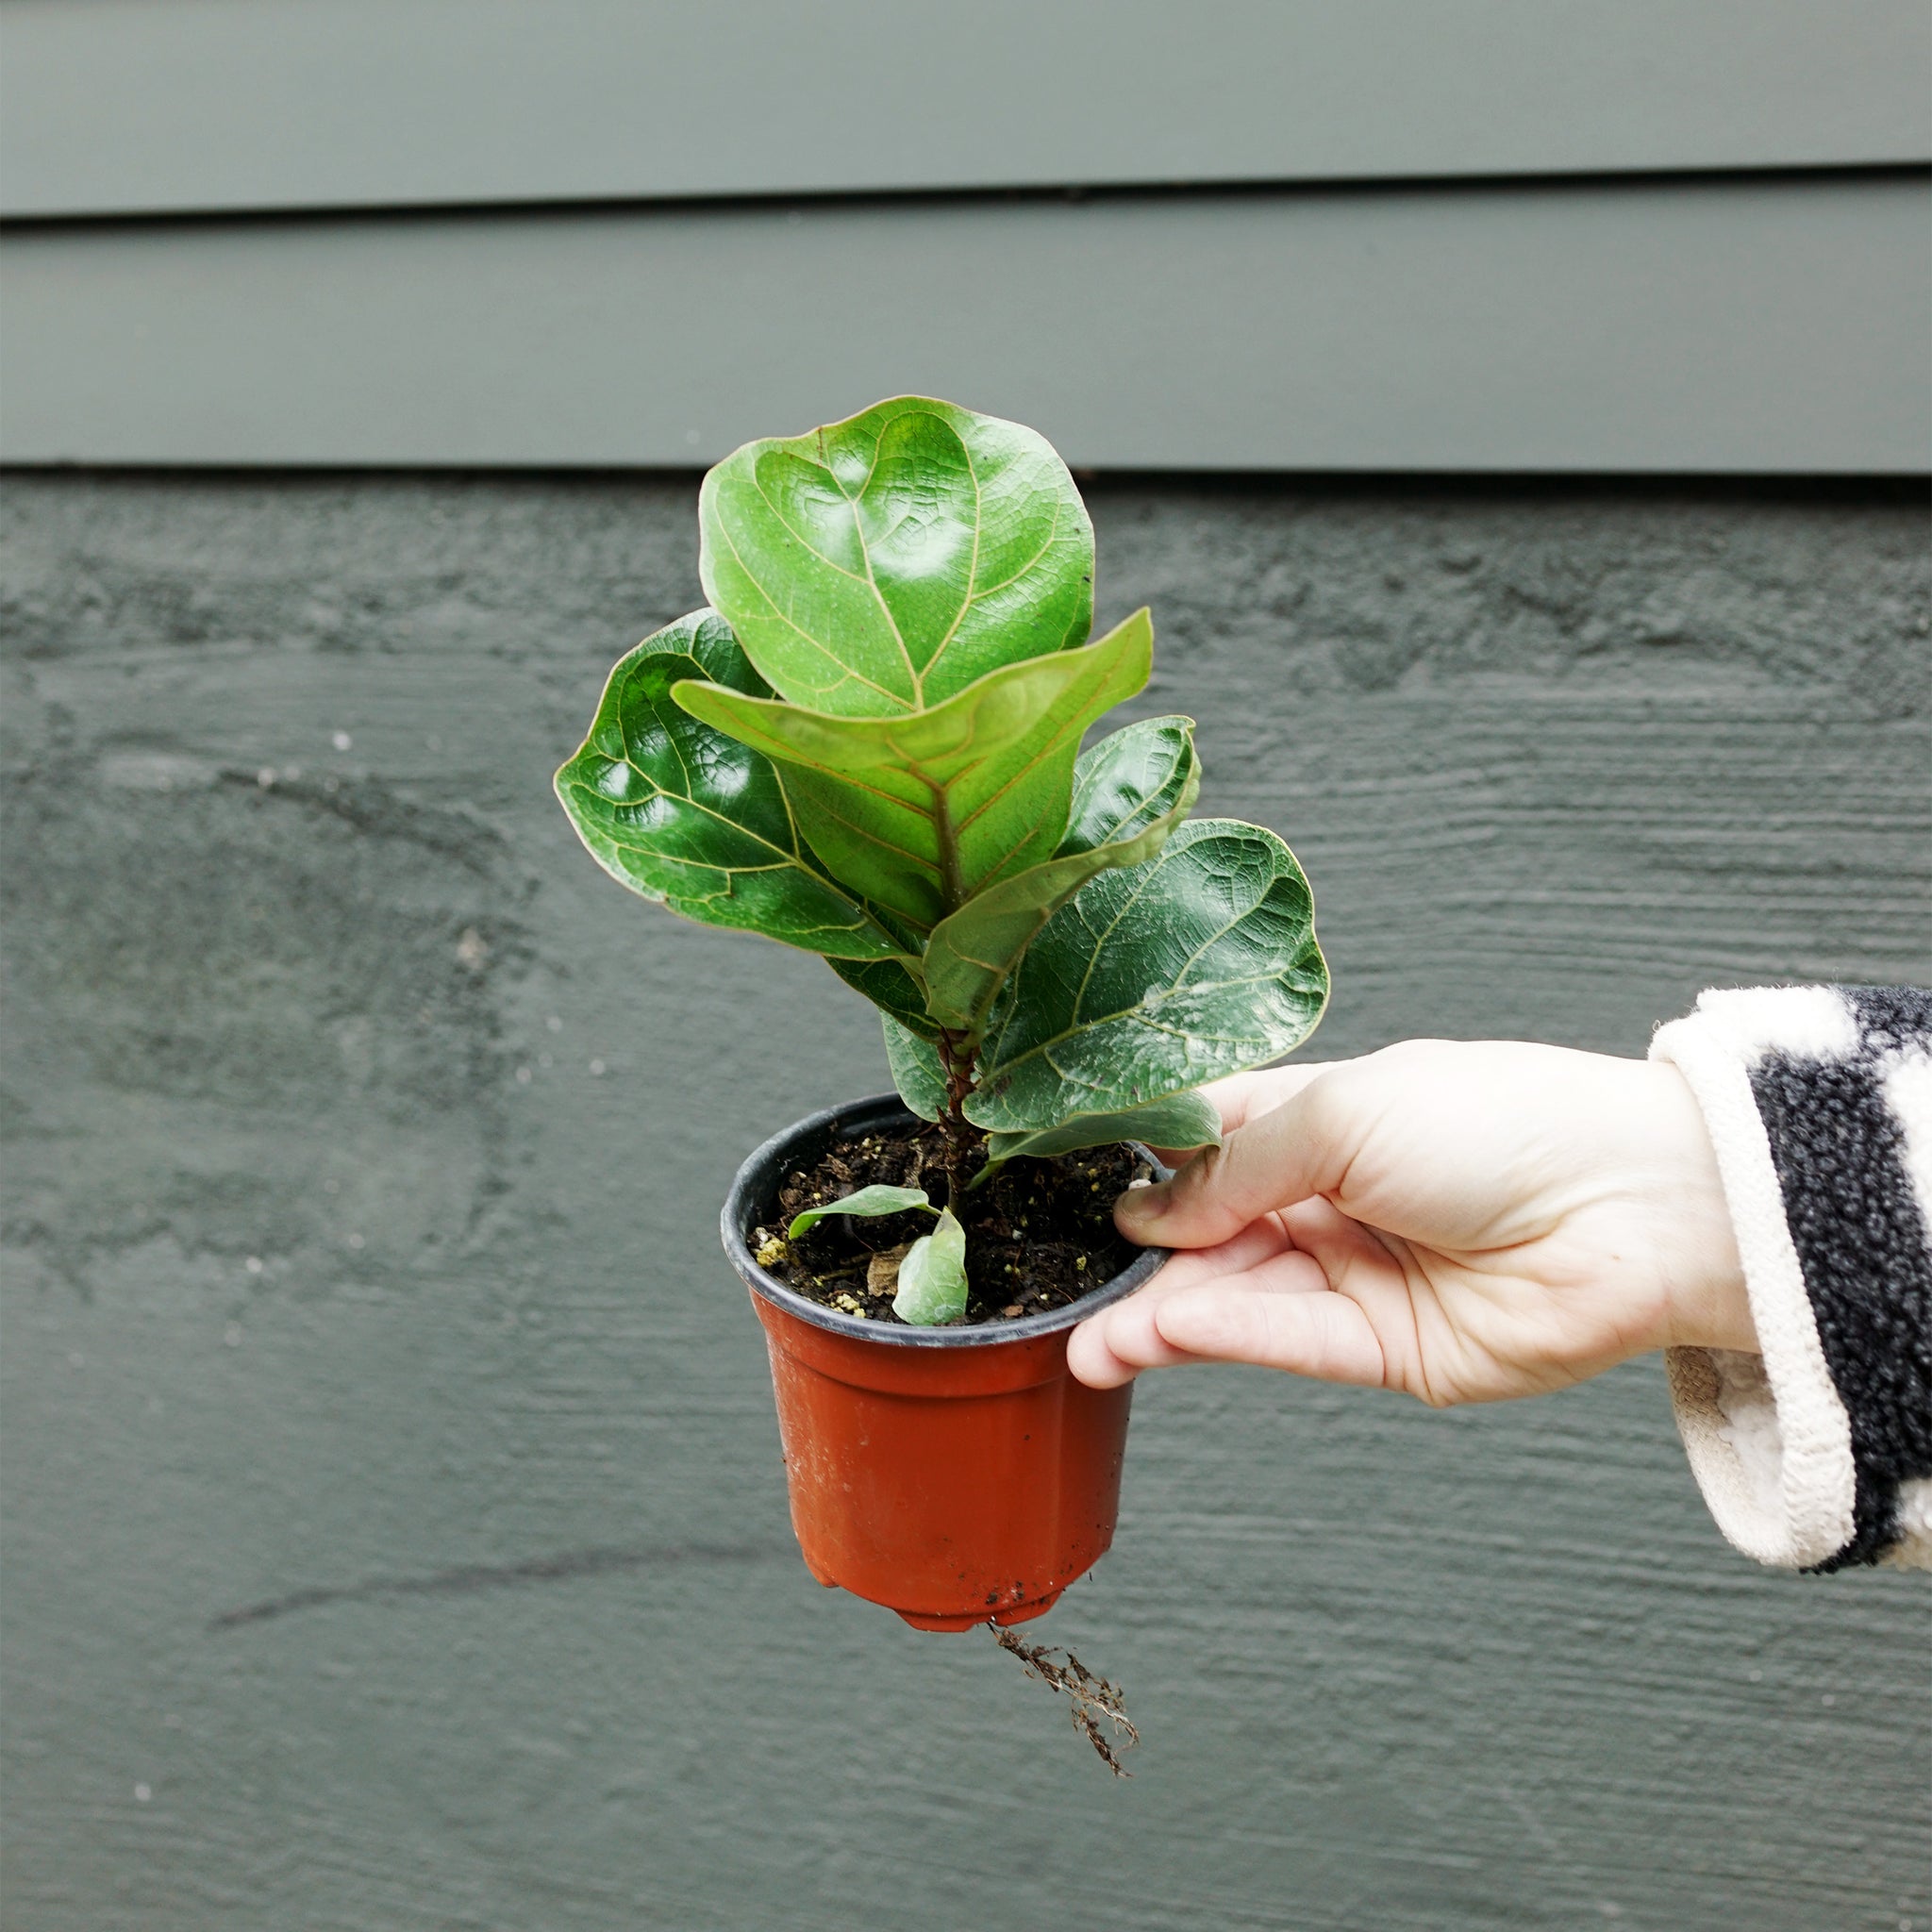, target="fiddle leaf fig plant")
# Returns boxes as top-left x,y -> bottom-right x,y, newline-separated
557,397 -> 1329,1322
